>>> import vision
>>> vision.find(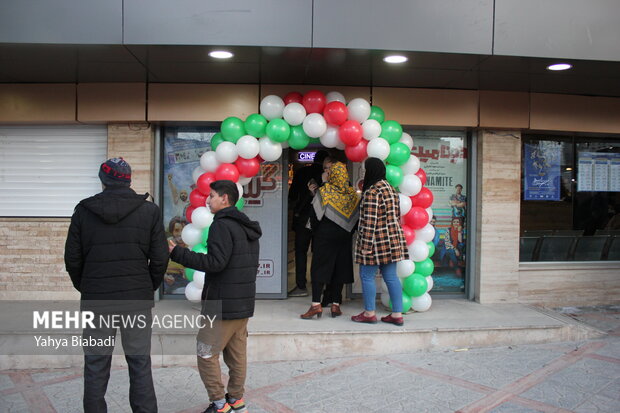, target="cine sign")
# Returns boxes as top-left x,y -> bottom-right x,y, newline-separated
297,152 -> 316,162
